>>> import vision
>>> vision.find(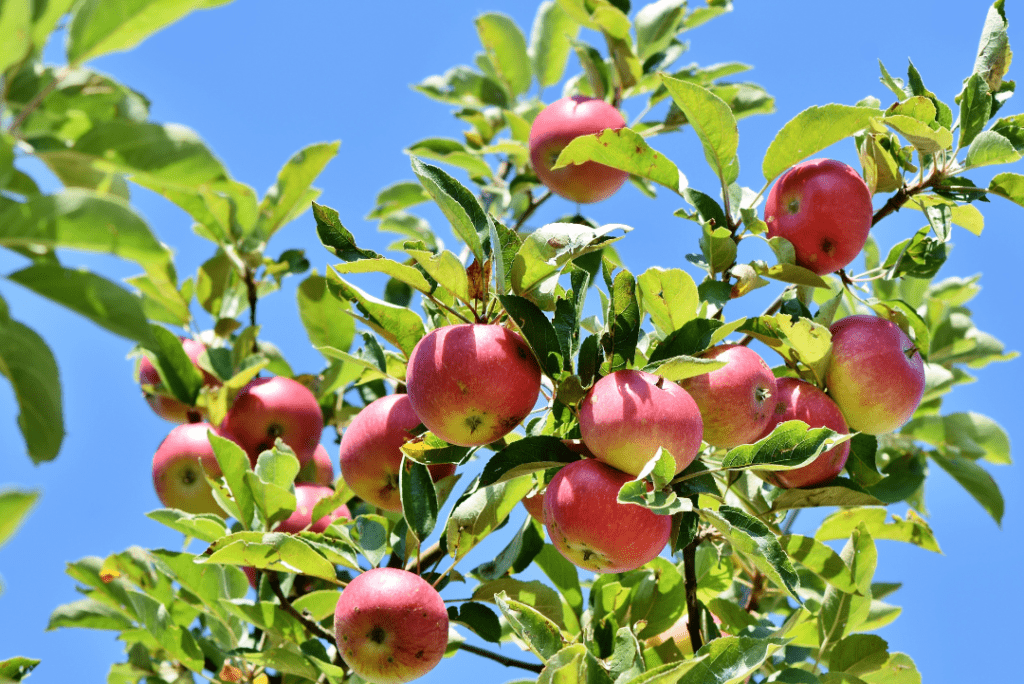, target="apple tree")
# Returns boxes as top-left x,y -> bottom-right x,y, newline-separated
0,0 -> 1019,683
